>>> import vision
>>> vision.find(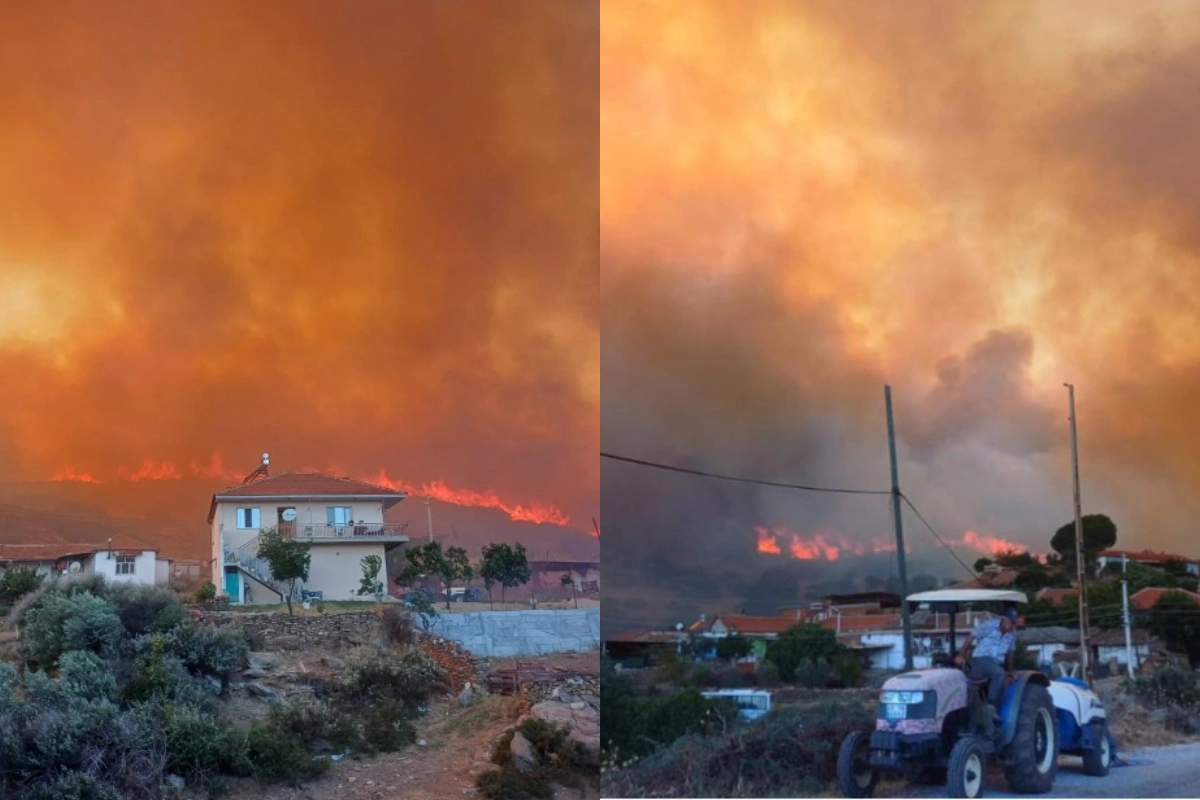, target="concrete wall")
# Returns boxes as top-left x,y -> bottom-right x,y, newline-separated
429,607 -> 600,657
304,542 -> 387,602
216,498 -> 386,542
